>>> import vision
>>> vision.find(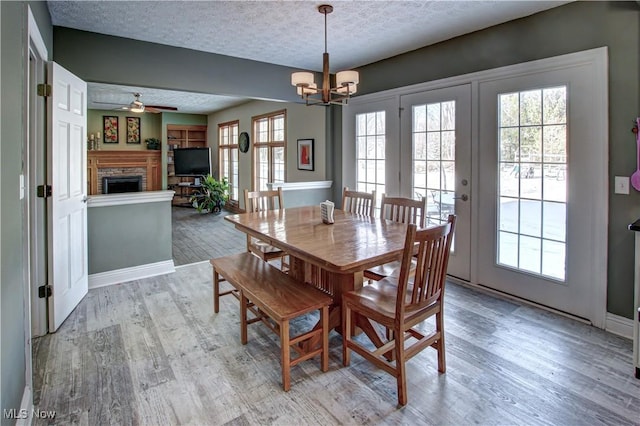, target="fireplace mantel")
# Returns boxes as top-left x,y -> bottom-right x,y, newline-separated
88,150 -> 162,195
